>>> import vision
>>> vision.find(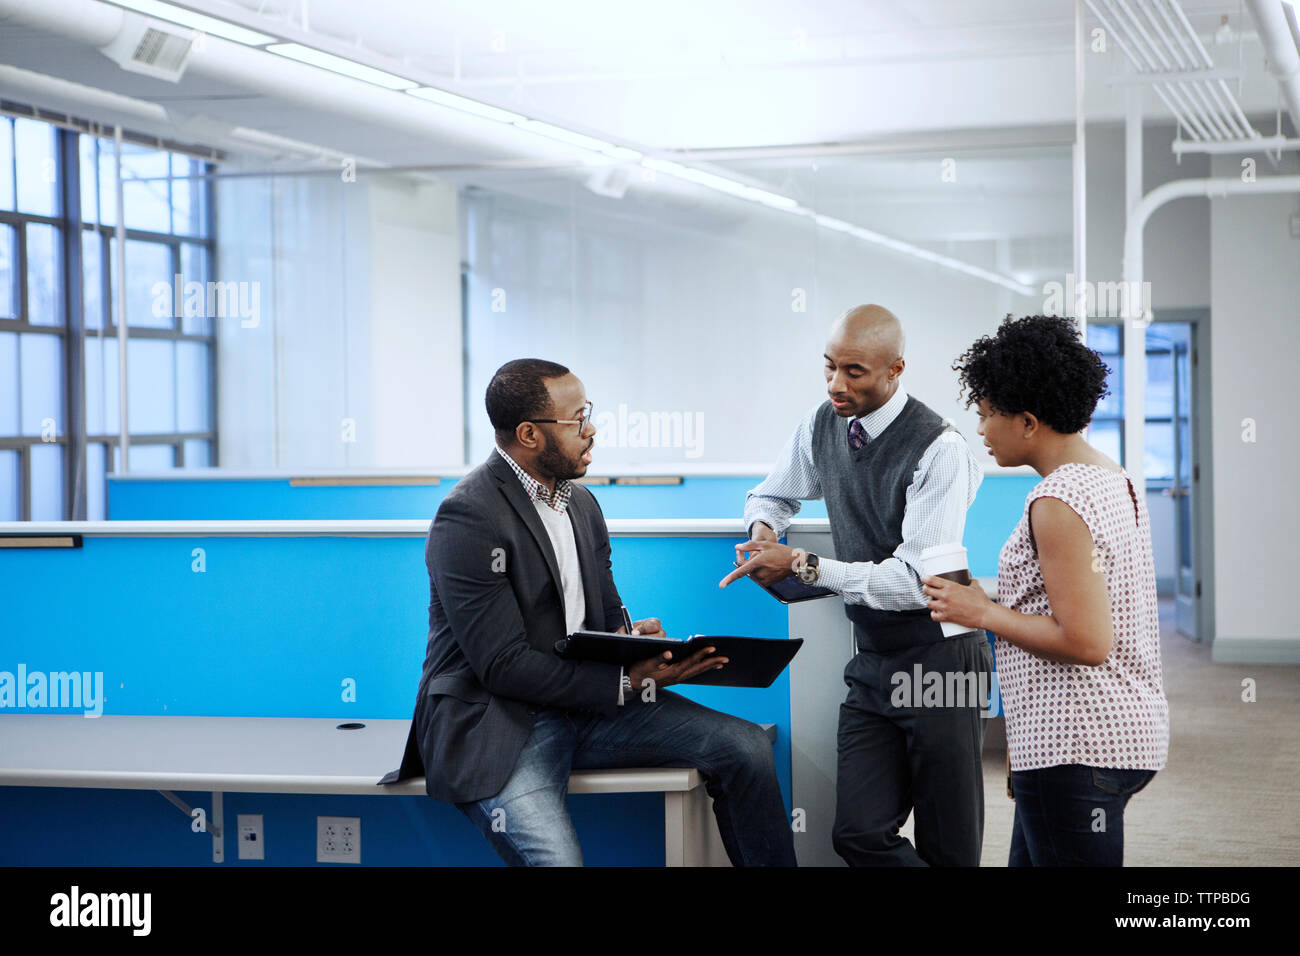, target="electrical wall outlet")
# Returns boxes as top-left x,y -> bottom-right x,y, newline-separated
316,816 -> 361,864
237,814 -> 265,861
